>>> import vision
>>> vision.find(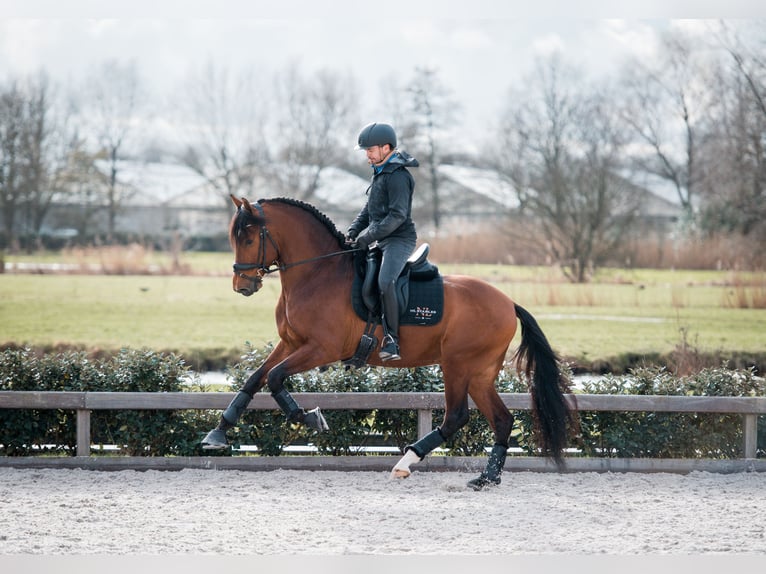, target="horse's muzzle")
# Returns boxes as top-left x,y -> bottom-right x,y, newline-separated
233,272 -> 263,296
